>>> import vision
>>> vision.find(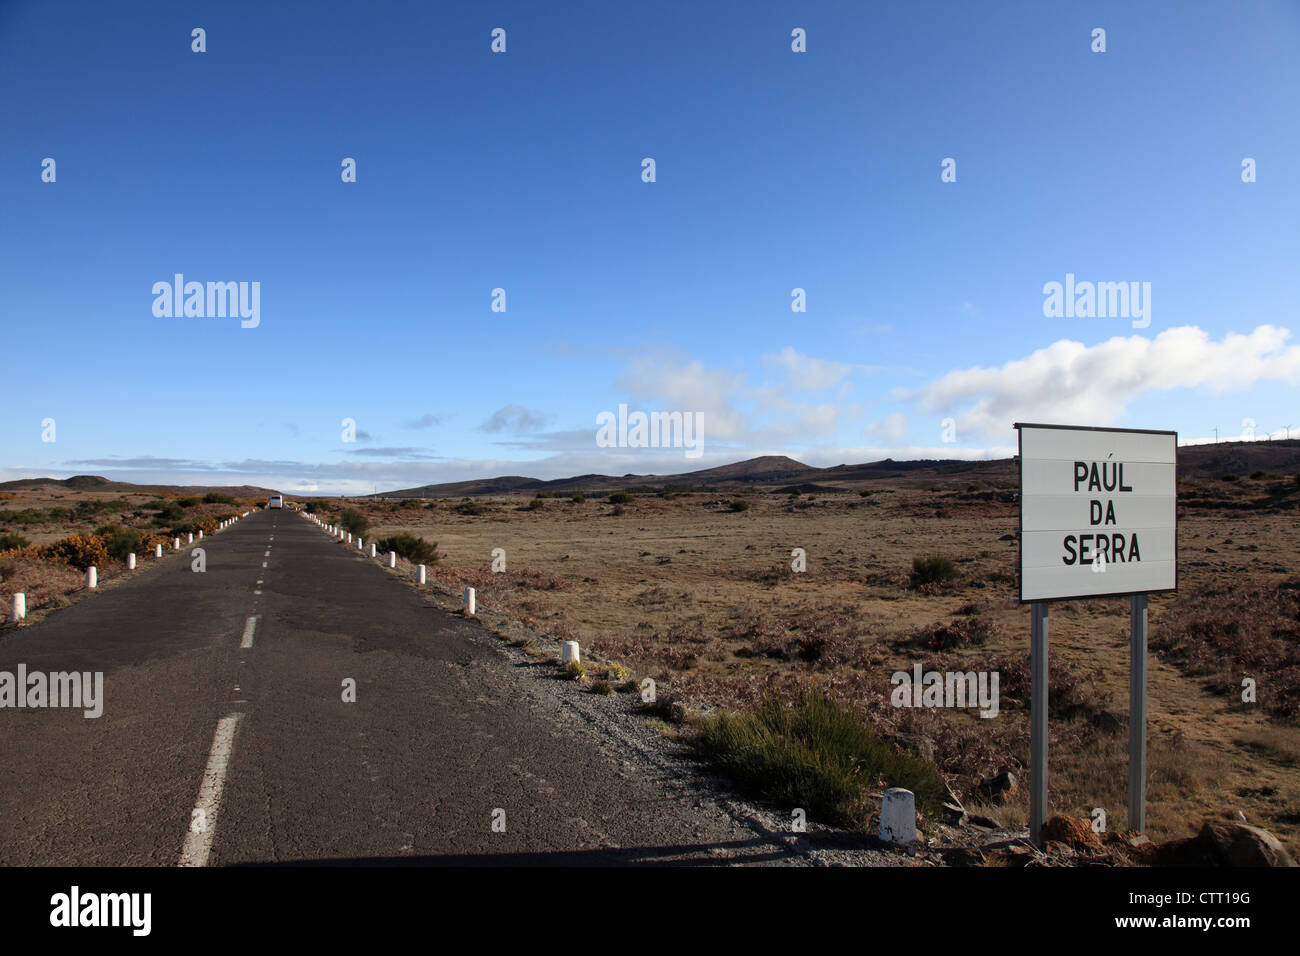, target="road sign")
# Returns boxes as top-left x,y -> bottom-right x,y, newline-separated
1015,423 -> 1177,603
1015,422 -> 1177,843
